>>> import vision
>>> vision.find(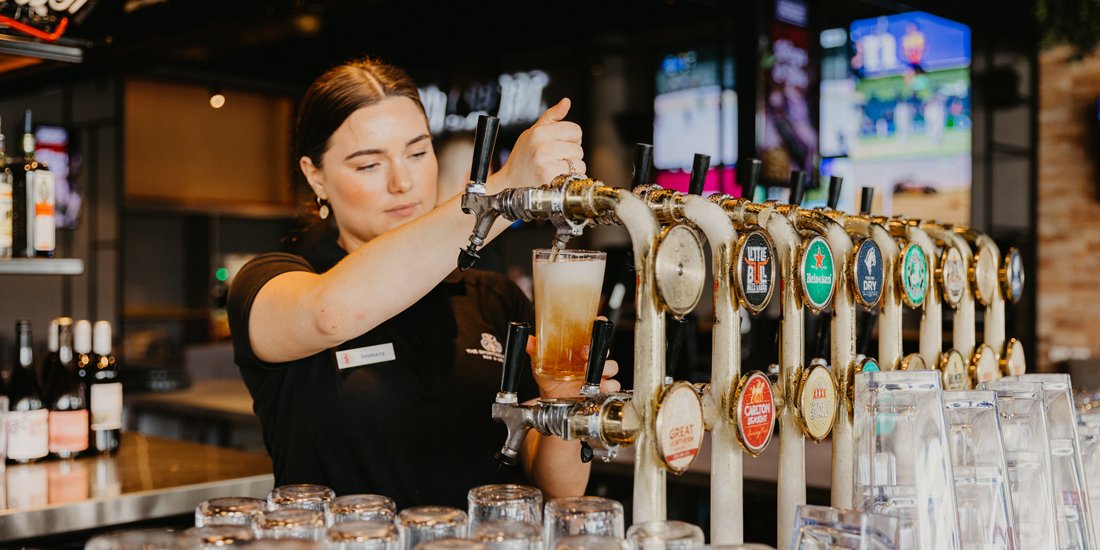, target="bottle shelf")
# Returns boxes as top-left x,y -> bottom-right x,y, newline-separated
0,258 -> 84,275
